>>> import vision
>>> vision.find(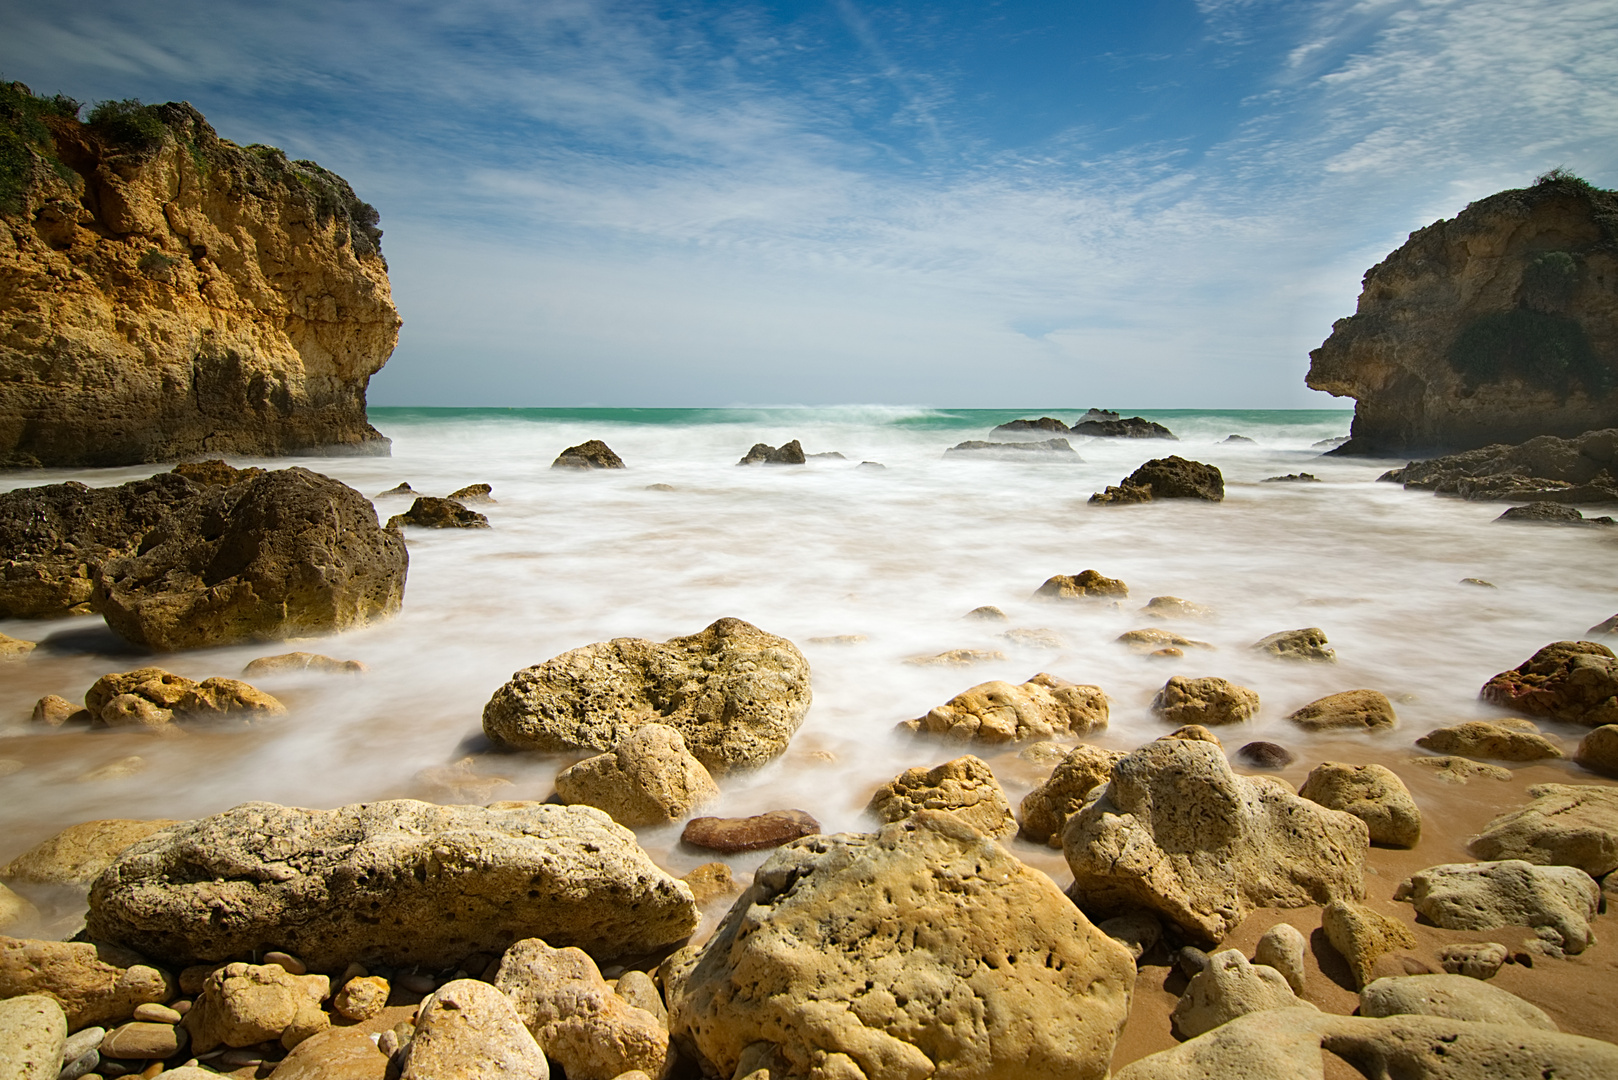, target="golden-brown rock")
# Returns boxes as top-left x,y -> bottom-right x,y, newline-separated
1417,720 -> 1562,761
1286,689 -> 1397,731
867,755 -> 1016,837
185,962 -> 329,1053
0,936 -> 173,1029
1150,676 -> 1259,726
554,723 -> 719,827
1480,640 -> 1618,726
1322,900 -> 1418,989
0,818 -> 180,885
404,978 -> 550,1080
83,668 -> 284,728
1298,762 -> 1421,848
1019,744 -> 1125,846
1033,569 -> 1128,599
1467,783 -> 1618,875
899,673 -> 1107,743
